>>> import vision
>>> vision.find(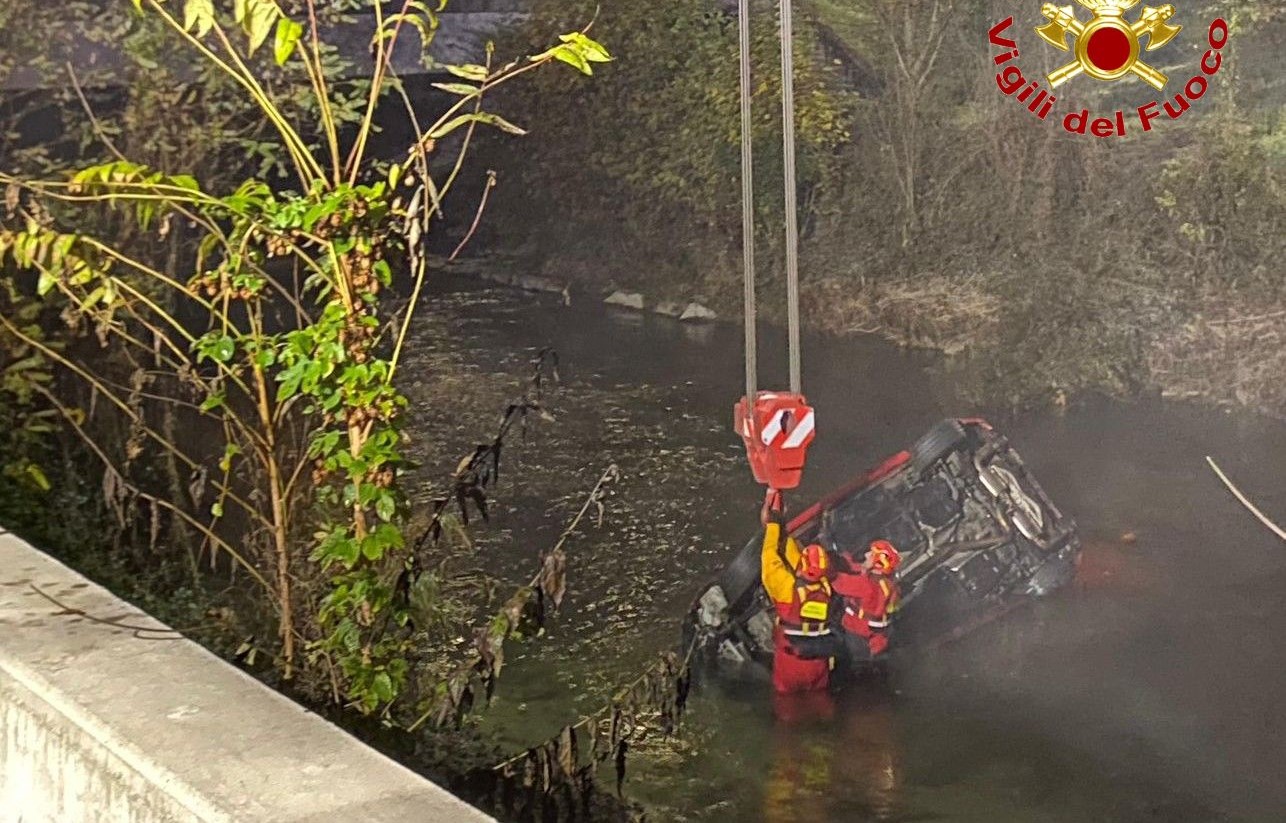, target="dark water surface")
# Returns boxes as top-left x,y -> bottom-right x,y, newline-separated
405,276 -> 1286,822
